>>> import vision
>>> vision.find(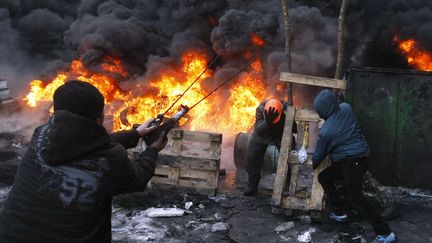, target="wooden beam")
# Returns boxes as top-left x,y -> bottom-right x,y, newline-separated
288,164 -> 299,195
295,109 -> 320,122
281,196 -> 310,211
169,167 -> 180,185
0,89 -> 10,100
280,72 -> 346,90
0,80 -> 7,90
309,158 -> 330,210
157,155 -> 219,171
271,106 -> 296,206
